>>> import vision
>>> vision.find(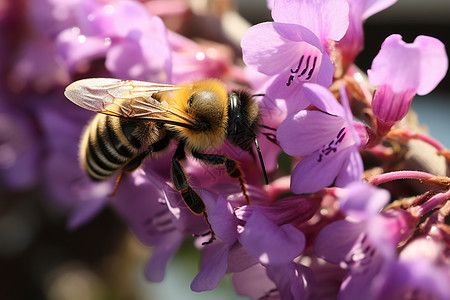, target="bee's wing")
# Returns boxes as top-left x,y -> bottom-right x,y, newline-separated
64,78 -> 197,128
